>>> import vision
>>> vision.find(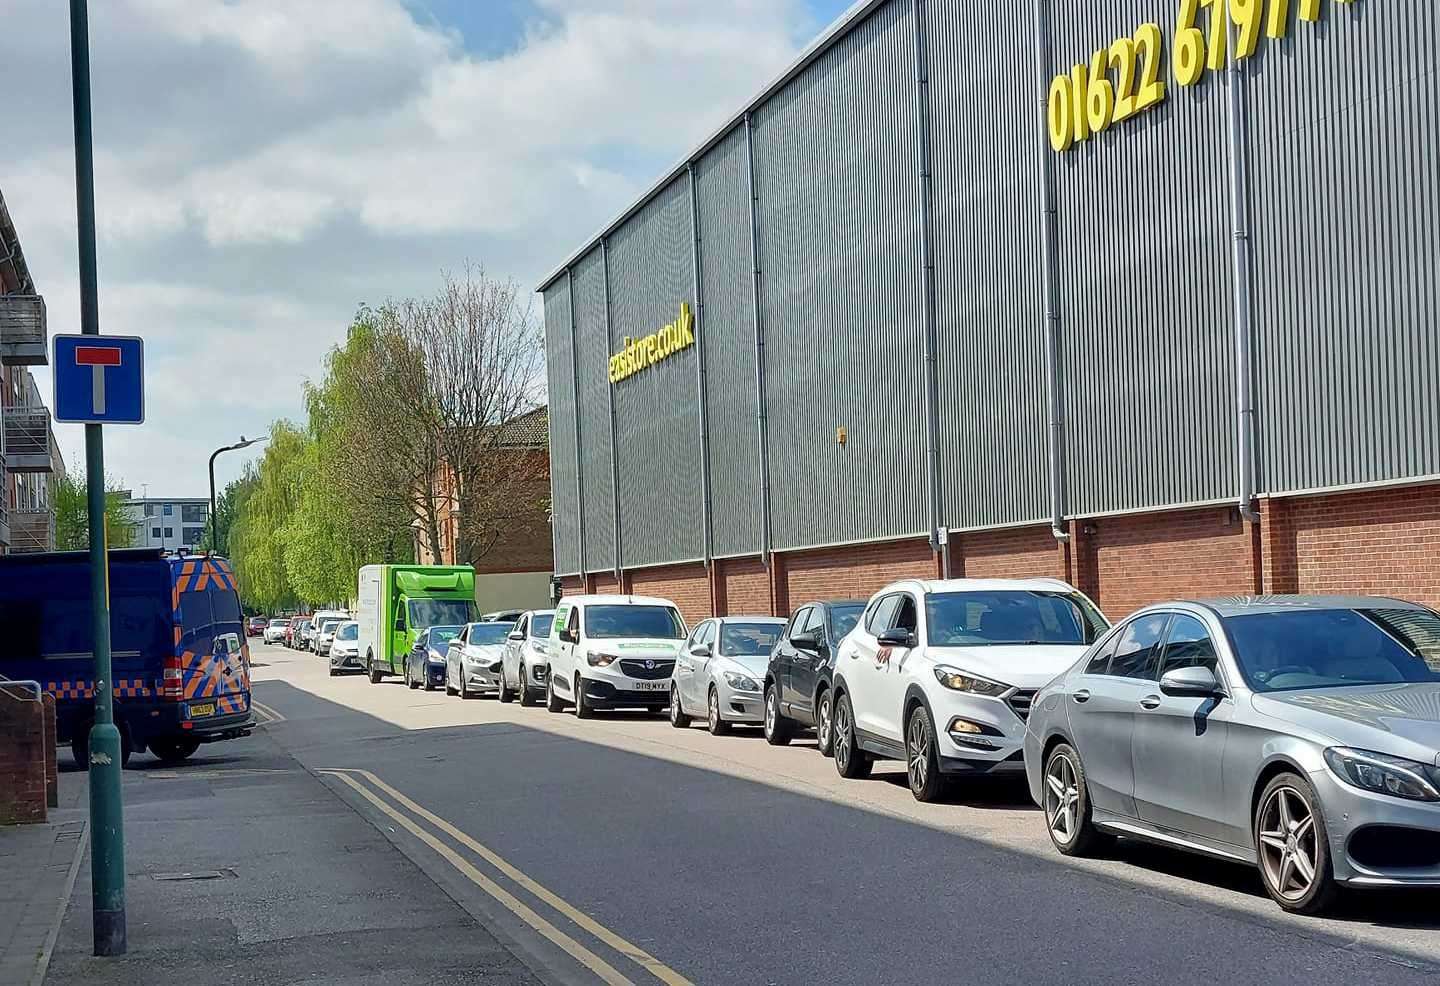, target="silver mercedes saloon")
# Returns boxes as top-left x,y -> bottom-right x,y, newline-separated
1023,595 -> 1440,914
